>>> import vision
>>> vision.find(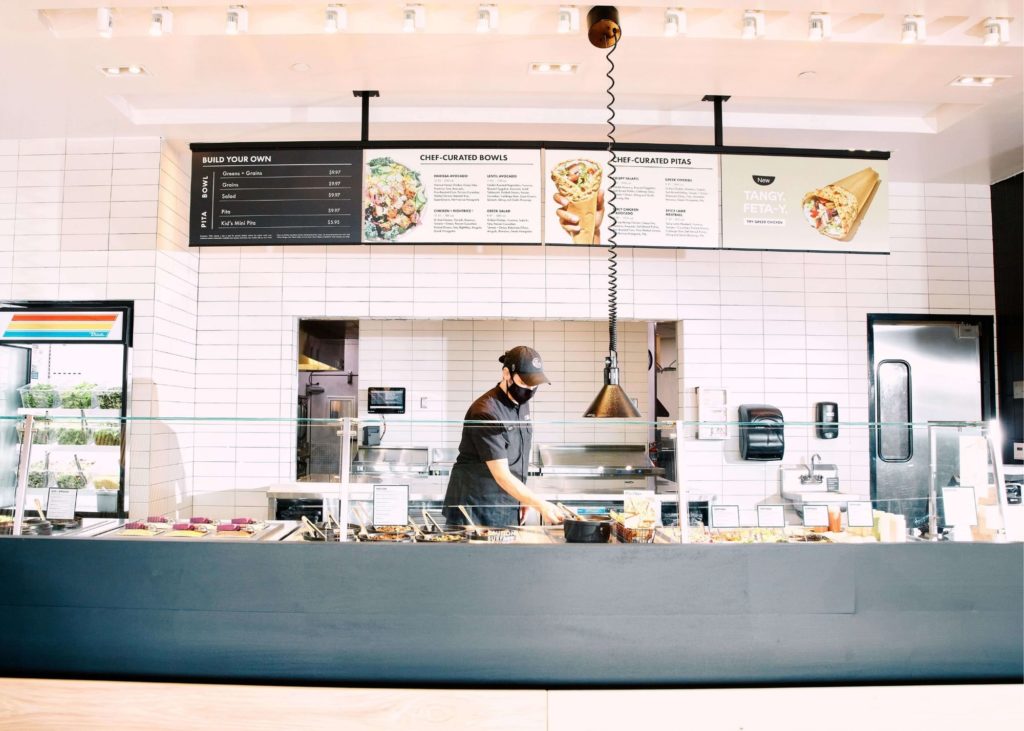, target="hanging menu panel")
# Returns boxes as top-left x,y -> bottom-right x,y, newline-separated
543,149 -> 719,248
189,148 -> 362,246
361,149 -> 542,244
